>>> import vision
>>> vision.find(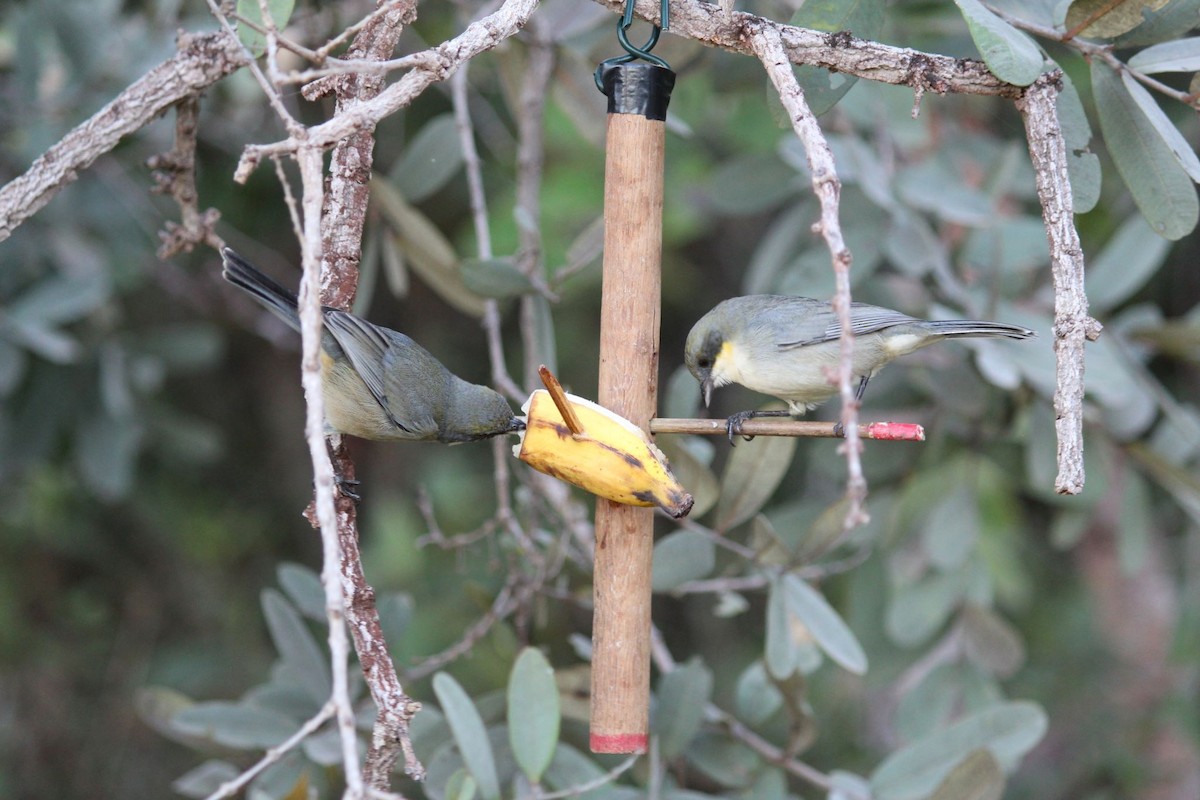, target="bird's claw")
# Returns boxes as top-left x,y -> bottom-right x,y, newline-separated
832,421 -> 845,438
336,476 -> 362,503
724,411 -> 759,446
